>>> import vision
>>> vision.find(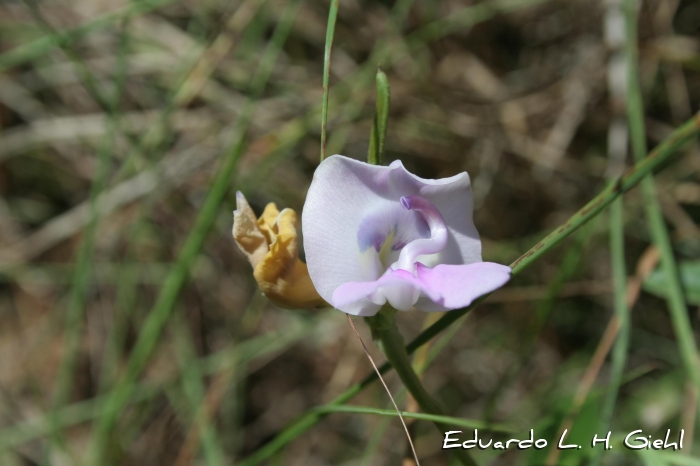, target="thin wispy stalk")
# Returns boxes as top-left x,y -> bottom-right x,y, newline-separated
368,310 -> 477,466
591,0 -> 631,462
171,315 -> 226,466
346,315 -> 420,466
